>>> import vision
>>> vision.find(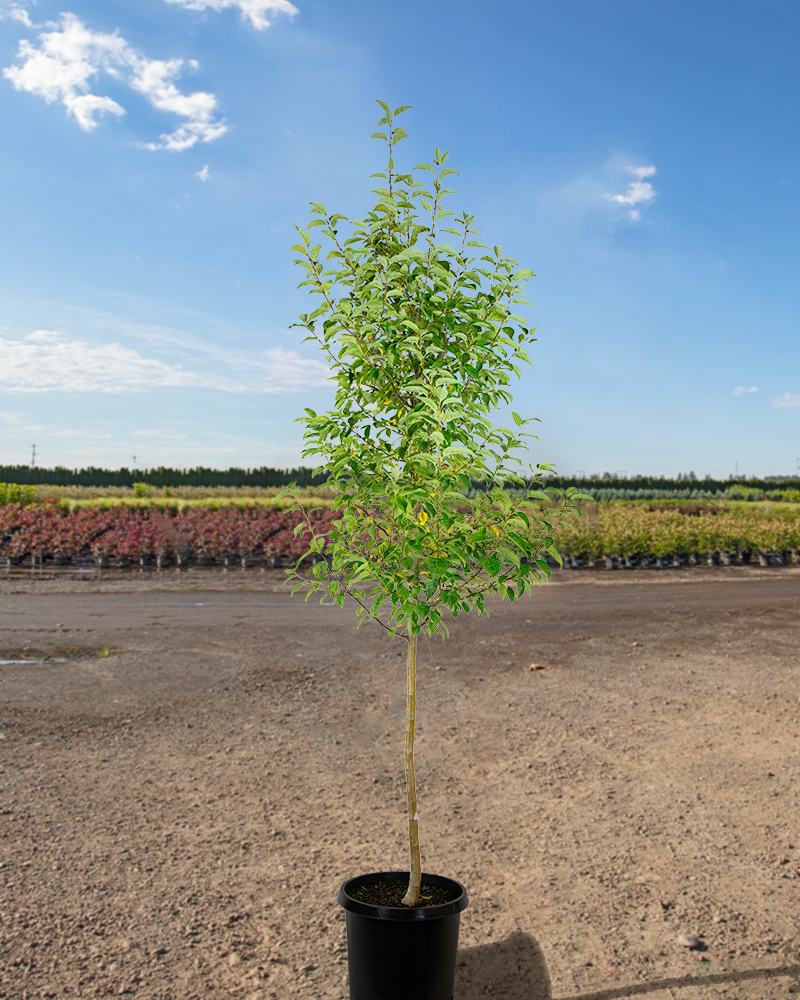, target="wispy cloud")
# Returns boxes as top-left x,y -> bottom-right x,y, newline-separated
196,163 -> 210,180
0,331 -> 330,393
250,347 -> 330,391
0,408 -> 44,432
1,330 -> 236,392
606,165 -> 657,221
733,386 -> 758,396
772,392 -> 800,409
164,0 -> 299,31
0,0 -> 35,25
2,13 -> 227,150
